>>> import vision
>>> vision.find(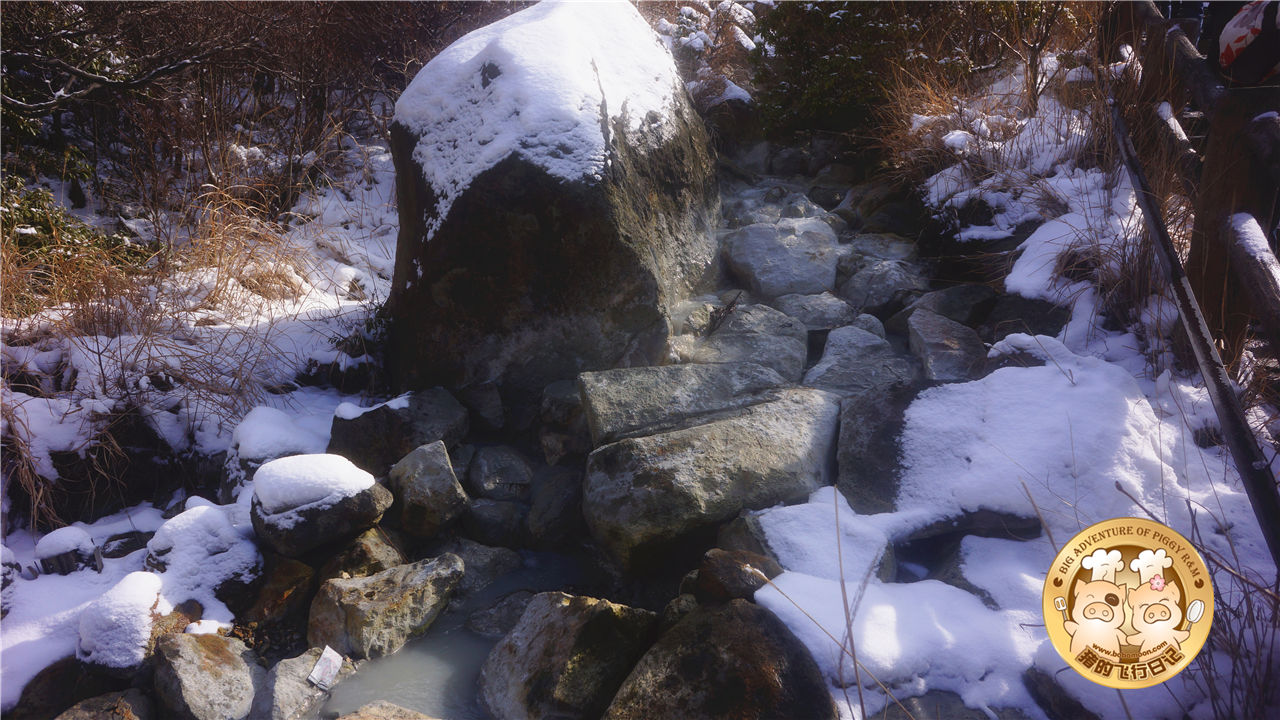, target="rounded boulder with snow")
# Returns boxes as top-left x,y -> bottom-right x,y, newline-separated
250,454 -> 393,557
